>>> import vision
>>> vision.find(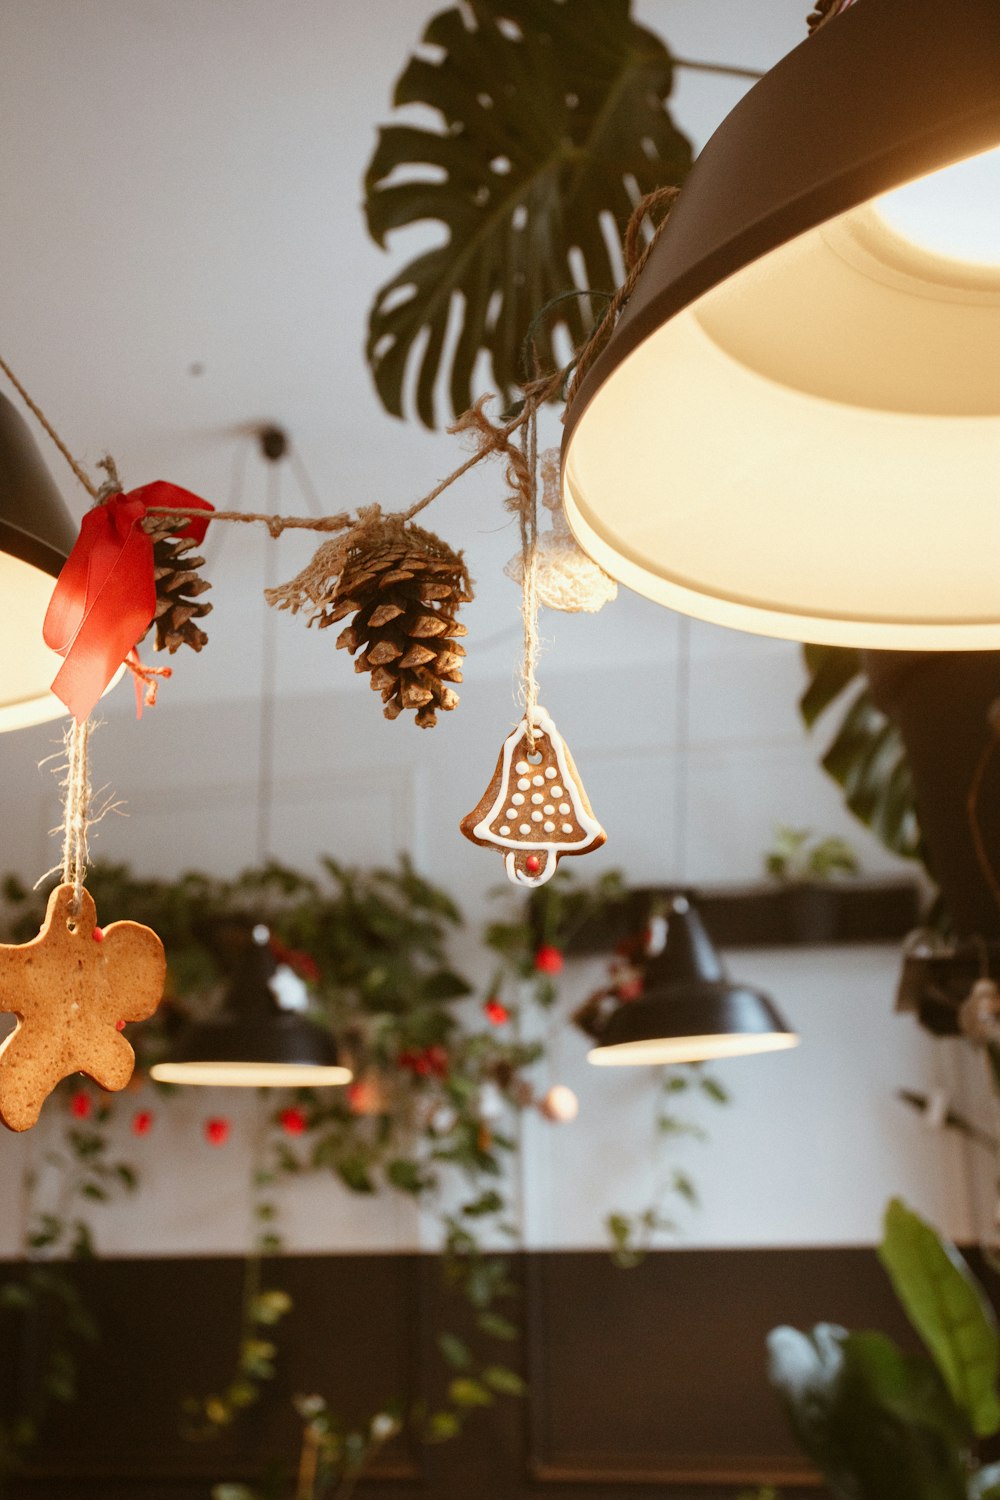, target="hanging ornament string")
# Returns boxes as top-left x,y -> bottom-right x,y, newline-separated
59,716 -> 92,919
517,384 -> 541,748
